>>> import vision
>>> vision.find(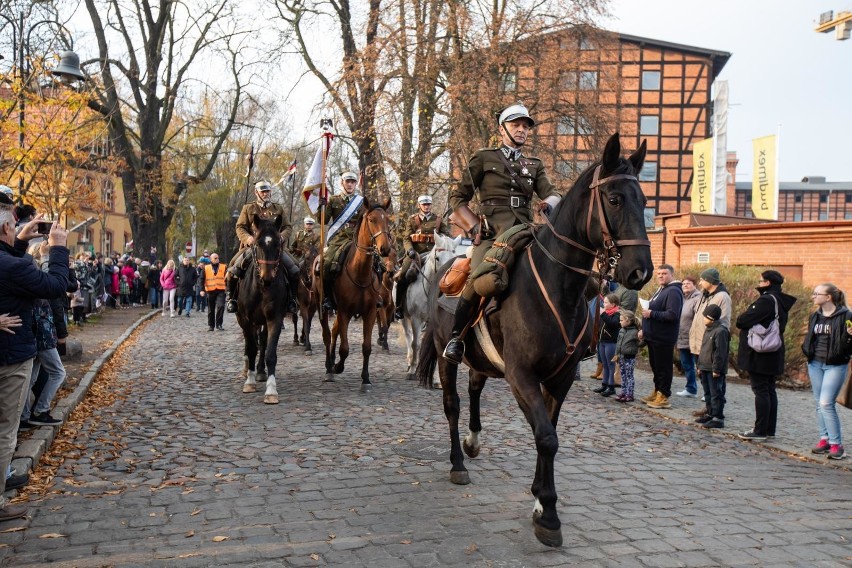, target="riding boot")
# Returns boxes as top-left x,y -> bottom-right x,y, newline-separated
394,277 -> 409,321
281,251 -> 300,314
442,296 -> 477,364
225,272 -> 239,313
322,274 -> 336,313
